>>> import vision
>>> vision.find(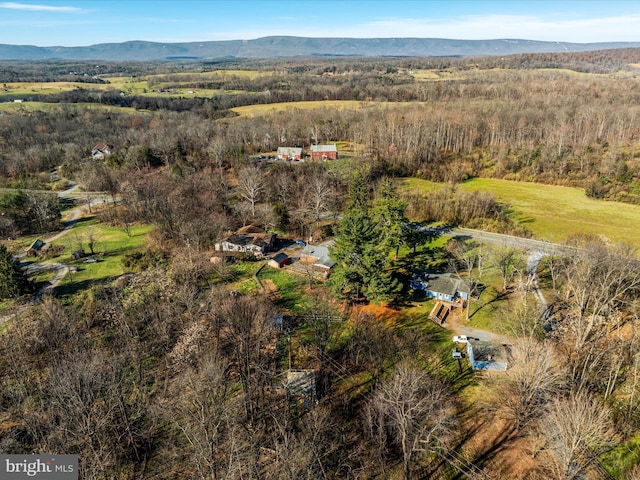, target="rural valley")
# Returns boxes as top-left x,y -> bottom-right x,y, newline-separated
1,38 -> 640,480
